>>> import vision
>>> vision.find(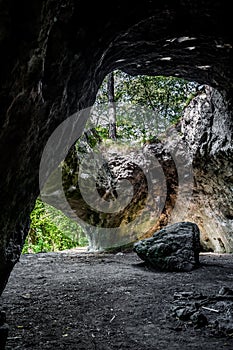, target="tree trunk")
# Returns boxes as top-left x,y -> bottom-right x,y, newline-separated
107,72 -> 117,140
